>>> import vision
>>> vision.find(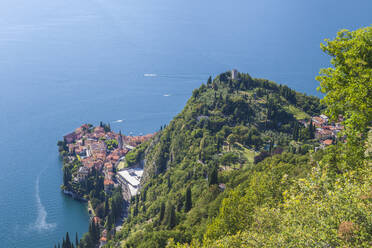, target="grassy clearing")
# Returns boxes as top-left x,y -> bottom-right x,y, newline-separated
284,105 -> 310,120
235,143 -> 257,164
